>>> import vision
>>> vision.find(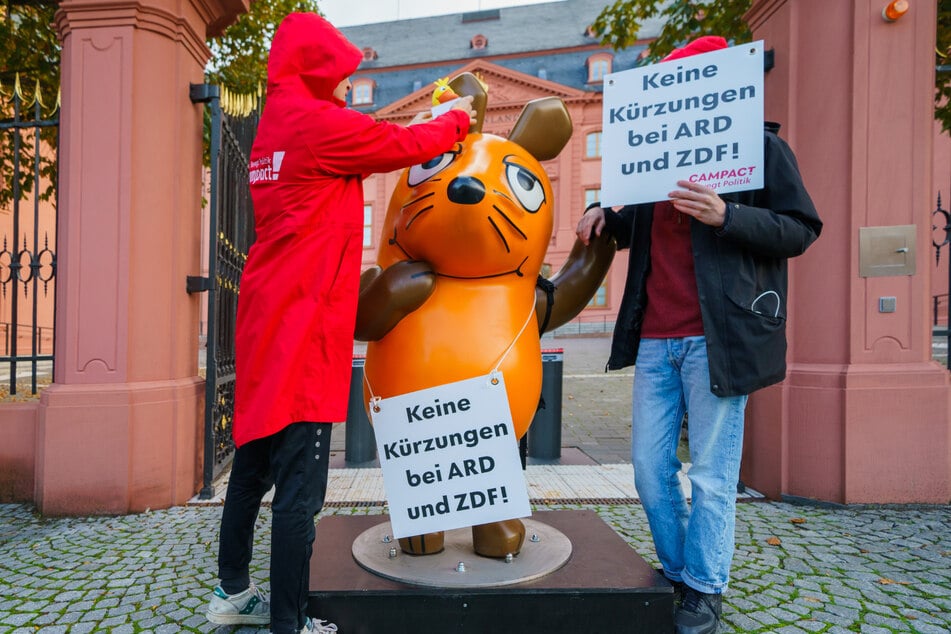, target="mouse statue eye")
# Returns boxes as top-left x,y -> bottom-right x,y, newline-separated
504,159 -> 546,213
407,150 -> 458,186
